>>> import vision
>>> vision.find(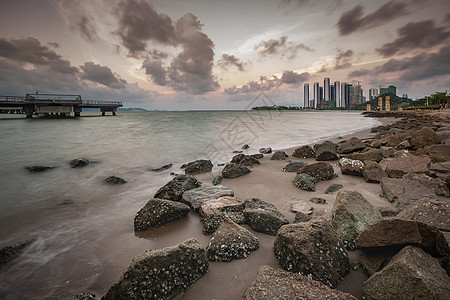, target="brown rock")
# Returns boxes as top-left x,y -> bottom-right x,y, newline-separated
396,198 -> 450,232
297,162 -> 335,181
340,158 -> 364,177
292,145 -> 315,158
415,144 -> 450,162
337,137 -> 367,154
362,161 -> 387,183
402,173 -> 449,197
385,155 -> 431,178
343,148 -> 384,162
407,127 -> 441,150
199,196 -> 245,234
380,177 -> 436,210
